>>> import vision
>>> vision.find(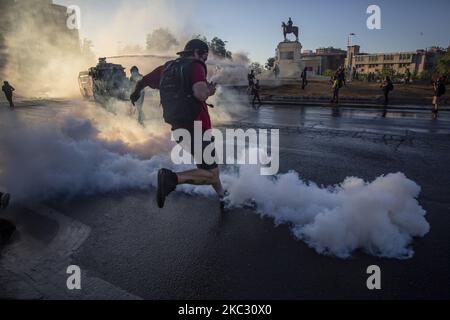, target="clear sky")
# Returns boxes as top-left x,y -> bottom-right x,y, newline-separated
55,0 -> 450,63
